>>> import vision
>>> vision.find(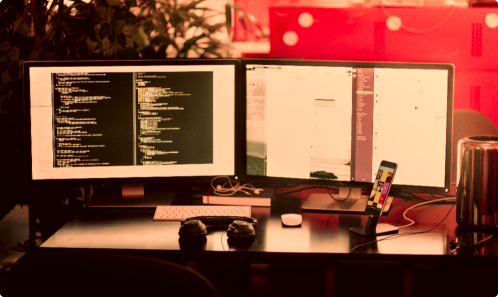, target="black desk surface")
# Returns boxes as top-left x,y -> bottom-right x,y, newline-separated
41,190 -> 497,264
38,189 -> 498,297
